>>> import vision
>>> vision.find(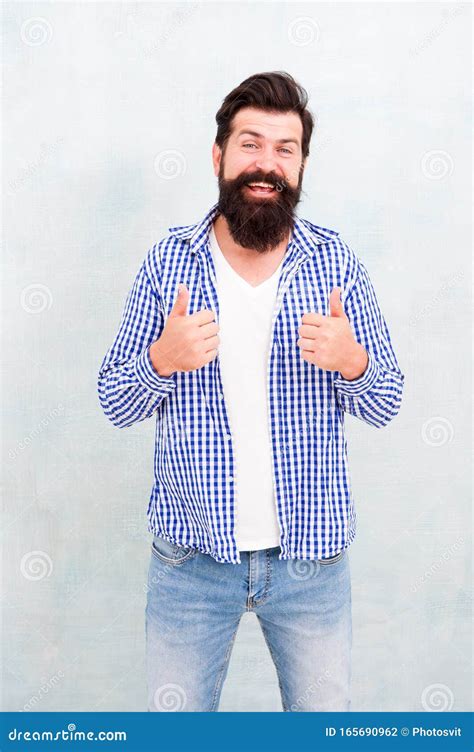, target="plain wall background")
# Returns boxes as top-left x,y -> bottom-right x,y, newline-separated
2,1 -> 471,712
